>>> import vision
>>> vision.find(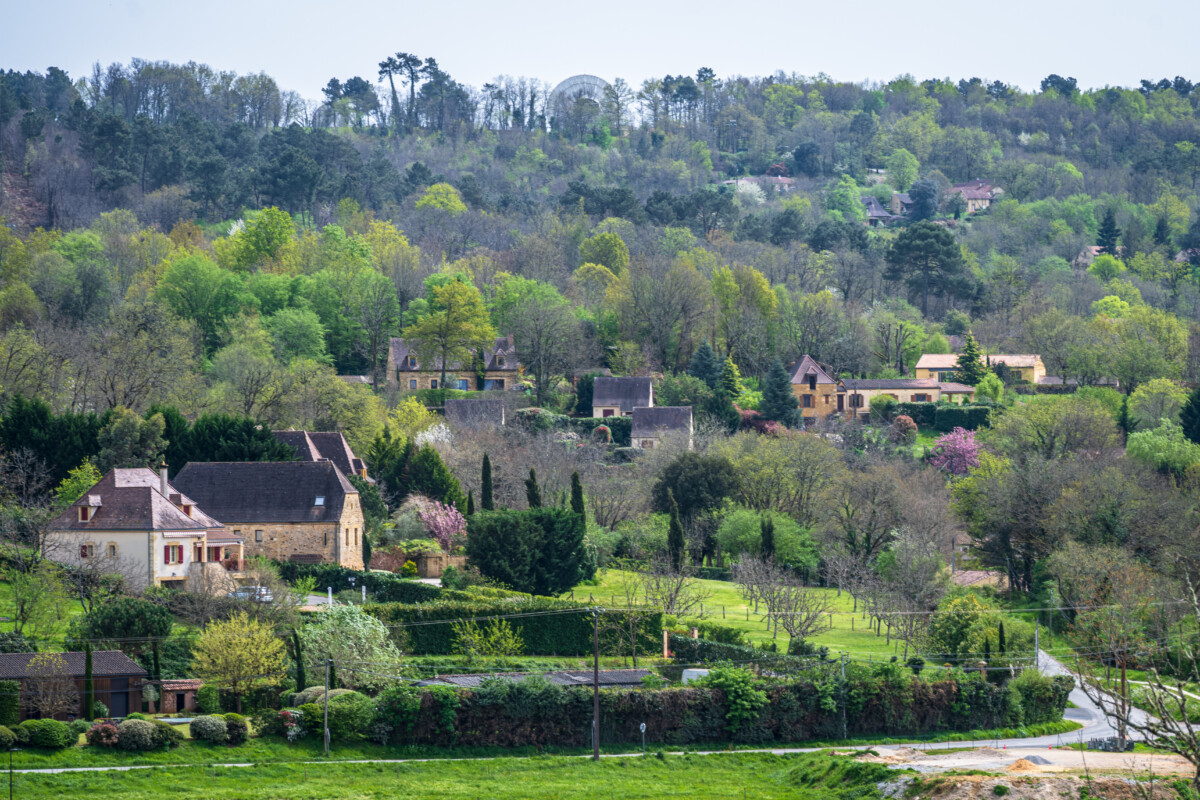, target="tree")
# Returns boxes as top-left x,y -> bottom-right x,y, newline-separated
885,148 -> 919,192
68,596 -> 174,656
928,427 -> 981,475
687,342 -> 721,389
408,444 -> 465,509
570,471 -> 585,519
481,453 -> 494,511
192,612 -> 286,713
399,280 -> 496,389
759,360 -> 799,427
492,278 -> 579,404
25,652 -> 77,720
907,179 -> 940,221
651,452 -> 738,522
974,373 -> 1004,403
578,232 -> 630,275
954,332 -> 989,386
720,355 -> 742,398
3,561 -> 69,638
96,407 -> 166,472
299,605 -> 404,691
666,489 -> 685,572
1097,208 -> 1121,256
886,221 -> 966,316
415,182 -> 467,216
1180,384 -> 1200,445
467,508 -> 592,595
524,468 -> 542,508
293,630 -> 307,691
53,459 -> 101,508
83,642 -> 94,720
759,515 -> 775,560
1128,377 -> 1188,430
